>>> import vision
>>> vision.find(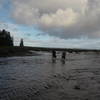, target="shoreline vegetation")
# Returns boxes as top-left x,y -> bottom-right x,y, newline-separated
0,46 -> 100,57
